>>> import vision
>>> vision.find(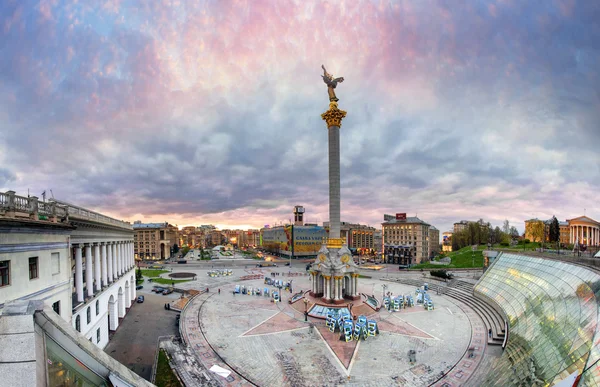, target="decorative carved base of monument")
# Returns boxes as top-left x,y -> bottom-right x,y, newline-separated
308,242 -> 360,305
